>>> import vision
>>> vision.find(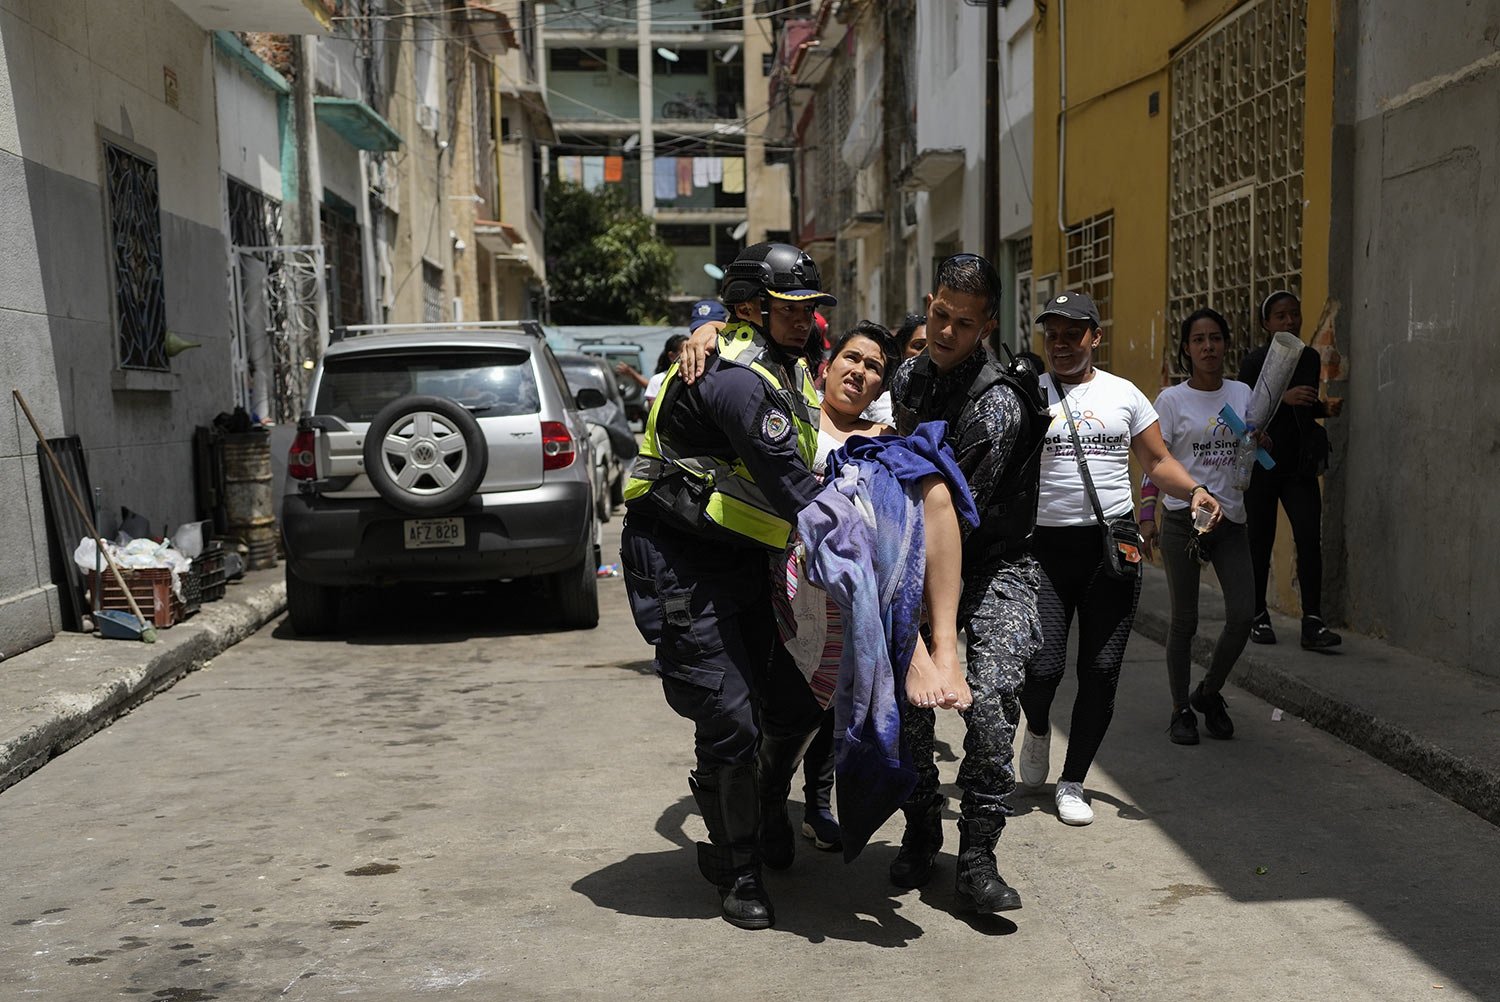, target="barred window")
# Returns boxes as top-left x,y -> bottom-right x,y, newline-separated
422,261 -> 444,323
1064,212 -> 1114,368
104,140 -> 168,370
1168,0 -> 1307,377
